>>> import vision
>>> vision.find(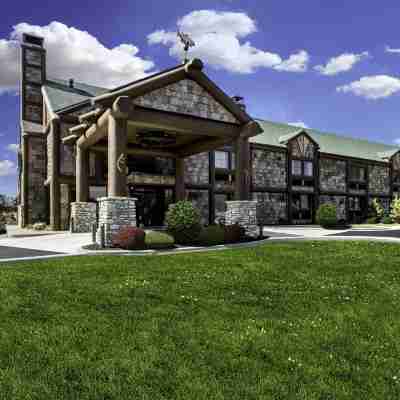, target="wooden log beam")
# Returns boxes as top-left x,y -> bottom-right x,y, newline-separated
76,146 -> 89,202
91,145 -> 177,159
78,107 -> 104,123
178,137 -> 235,158
62,134 -> 79,145
127,107 -> 240,138
69,123 -> 89,135
77,108 -> 111,149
